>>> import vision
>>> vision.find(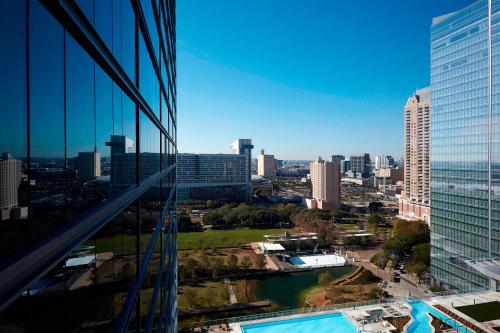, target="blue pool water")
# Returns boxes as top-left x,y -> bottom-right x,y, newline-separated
241,312 -> 357,333
407,301 -> 470,333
